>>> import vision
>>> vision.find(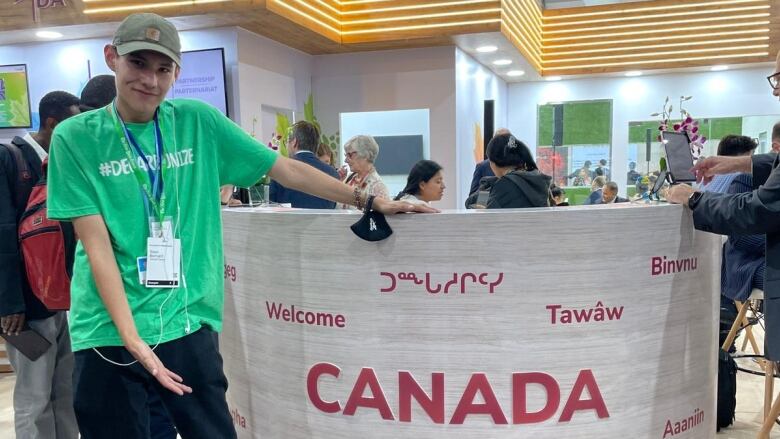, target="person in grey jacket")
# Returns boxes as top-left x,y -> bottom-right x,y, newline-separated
484,133 -> 552,209
666,50 -> 780,365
